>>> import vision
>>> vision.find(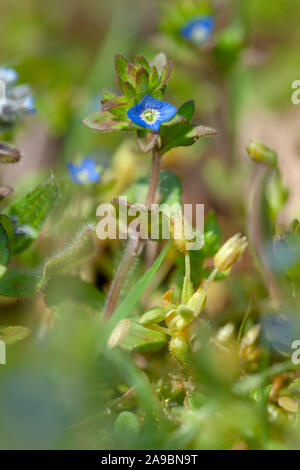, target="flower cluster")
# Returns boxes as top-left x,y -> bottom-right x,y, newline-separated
0,67 -> 35,125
